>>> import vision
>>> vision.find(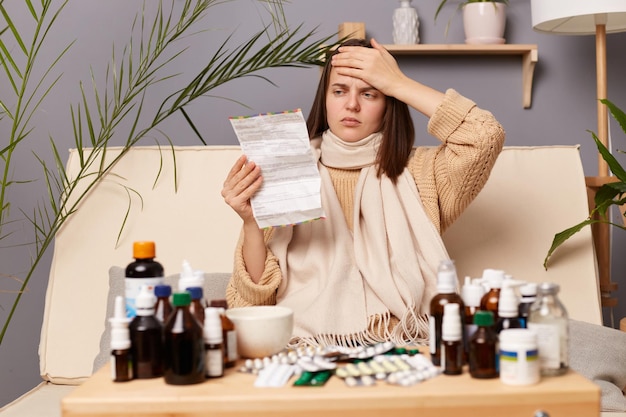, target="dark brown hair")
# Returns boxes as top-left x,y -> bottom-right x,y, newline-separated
306,38 -> 415,183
